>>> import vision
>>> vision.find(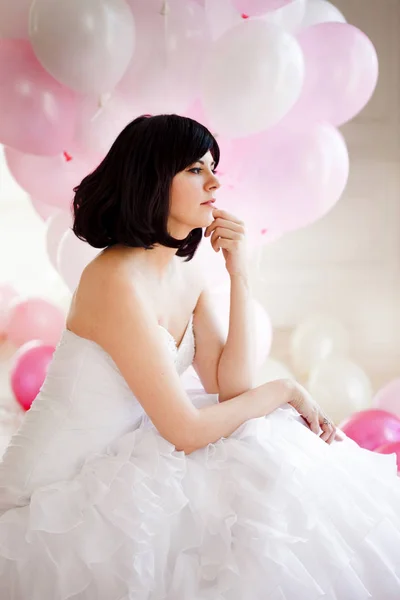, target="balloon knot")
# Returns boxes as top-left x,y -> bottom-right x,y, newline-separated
98,92 -> 111,108
63,151 -> 73,162
241,13 -> 249,19
160,1 -> 170,16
